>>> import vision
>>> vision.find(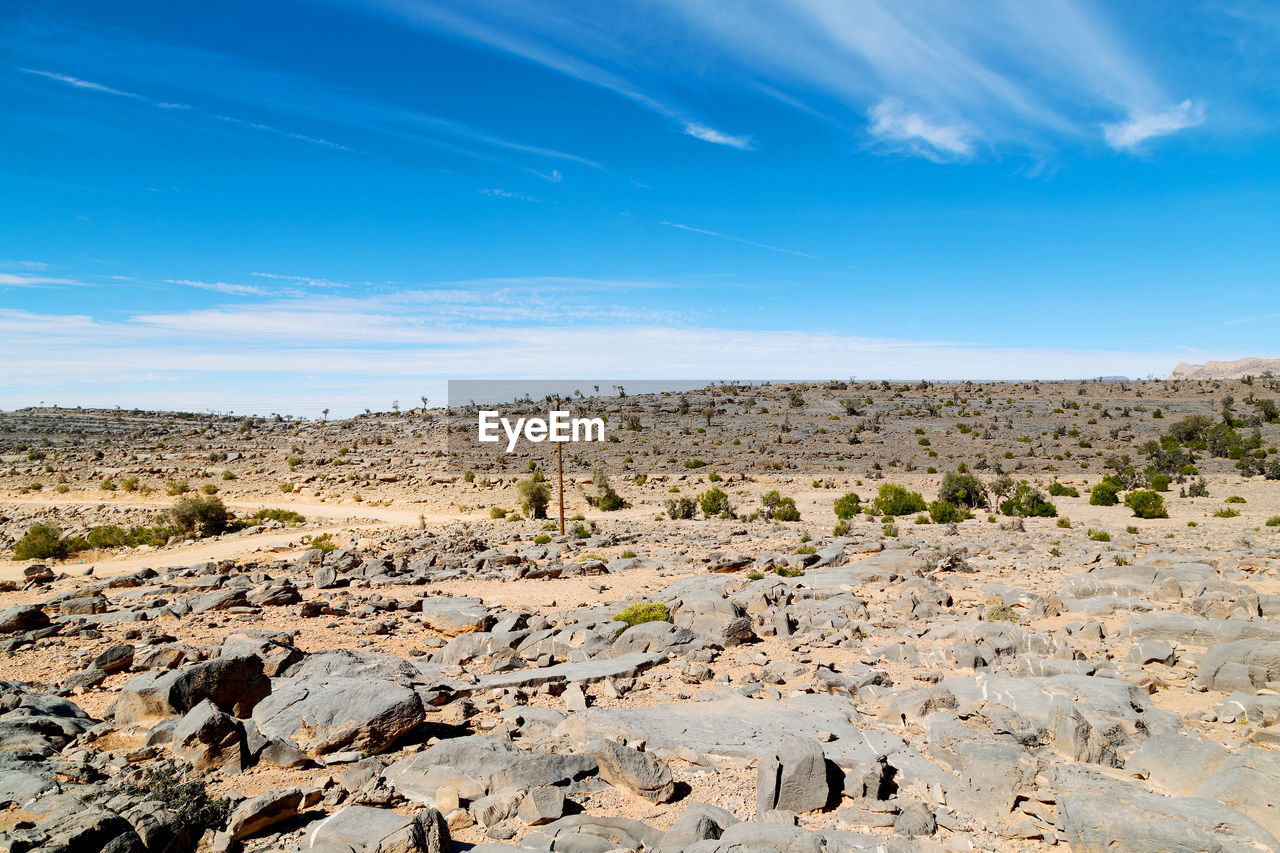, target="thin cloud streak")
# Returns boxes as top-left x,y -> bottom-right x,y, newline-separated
660,222 -> 816,259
